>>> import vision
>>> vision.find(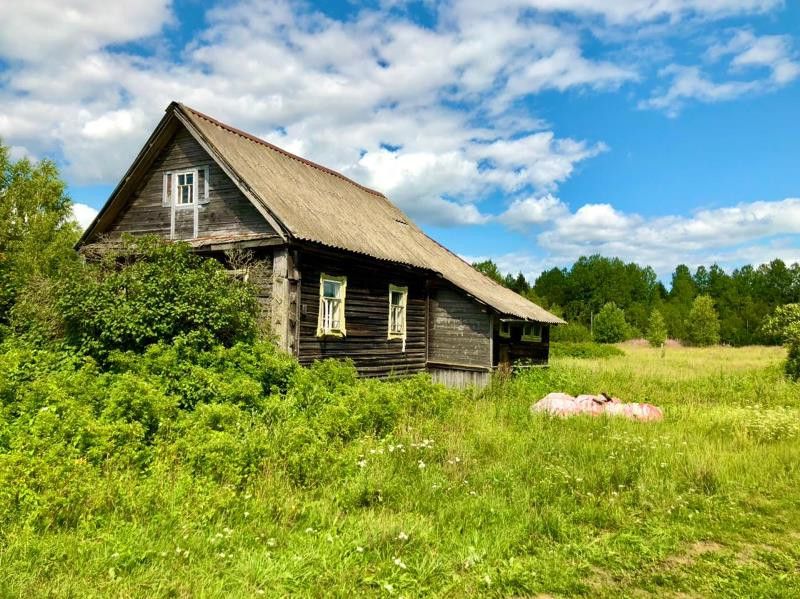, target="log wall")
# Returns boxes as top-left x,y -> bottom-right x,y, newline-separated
427,285 -> 492,369
296,248 -> 427,378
